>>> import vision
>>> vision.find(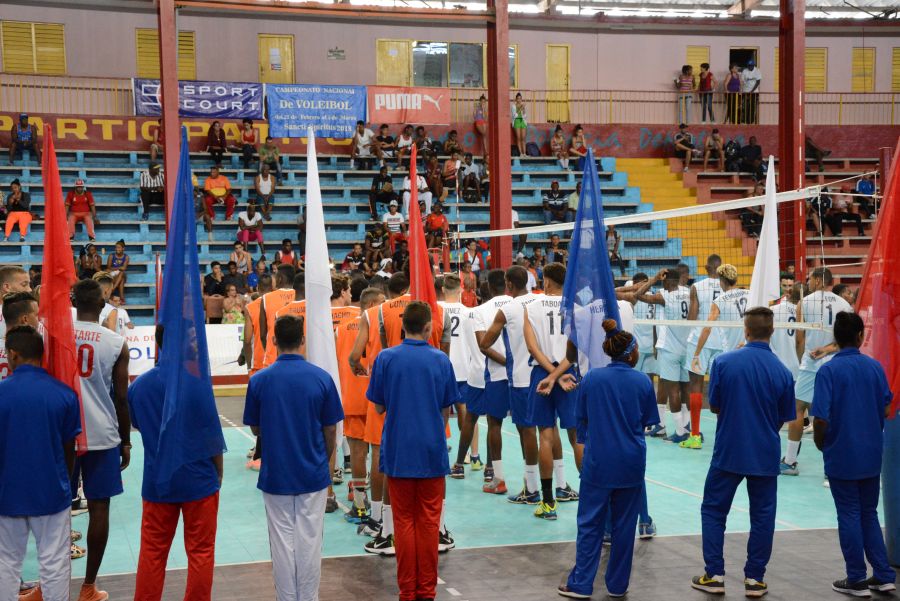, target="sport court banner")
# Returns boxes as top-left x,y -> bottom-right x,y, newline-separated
266,84 -> 367,139
368,86 -> 451,125
126,324 -> 247,377
133,79 -> 264,119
